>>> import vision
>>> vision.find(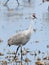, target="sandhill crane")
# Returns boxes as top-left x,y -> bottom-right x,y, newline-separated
8,19 -> 35,64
